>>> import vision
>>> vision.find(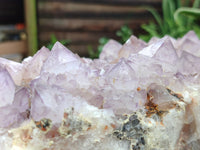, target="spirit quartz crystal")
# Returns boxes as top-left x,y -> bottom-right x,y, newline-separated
0,31 -> 200,150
